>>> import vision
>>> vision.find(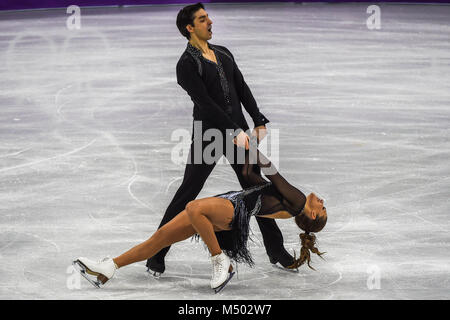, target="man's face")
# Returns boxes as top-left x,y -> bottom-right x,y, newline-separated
188,8 -> 213,41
